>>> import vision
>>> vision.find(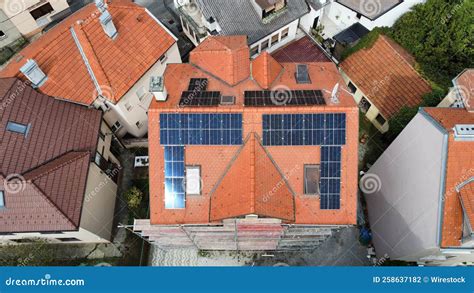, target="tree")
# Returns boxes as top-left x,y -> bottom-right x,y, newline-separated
124,187 -> 143,211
